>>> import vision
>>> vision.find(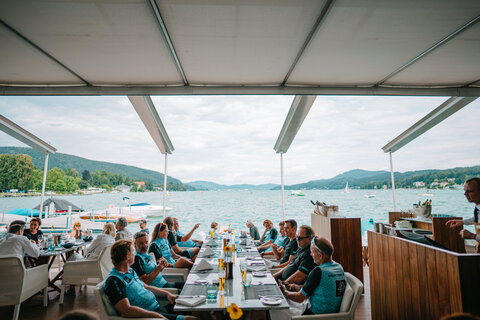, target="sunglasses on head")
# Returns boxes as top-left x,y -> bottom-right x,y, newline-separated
159,223 -> 166,231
